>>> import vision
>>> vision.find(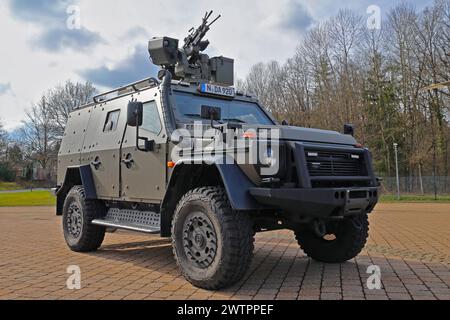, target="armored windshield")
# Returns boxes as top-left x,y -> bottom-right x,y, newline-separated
173,92 -> 274,125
